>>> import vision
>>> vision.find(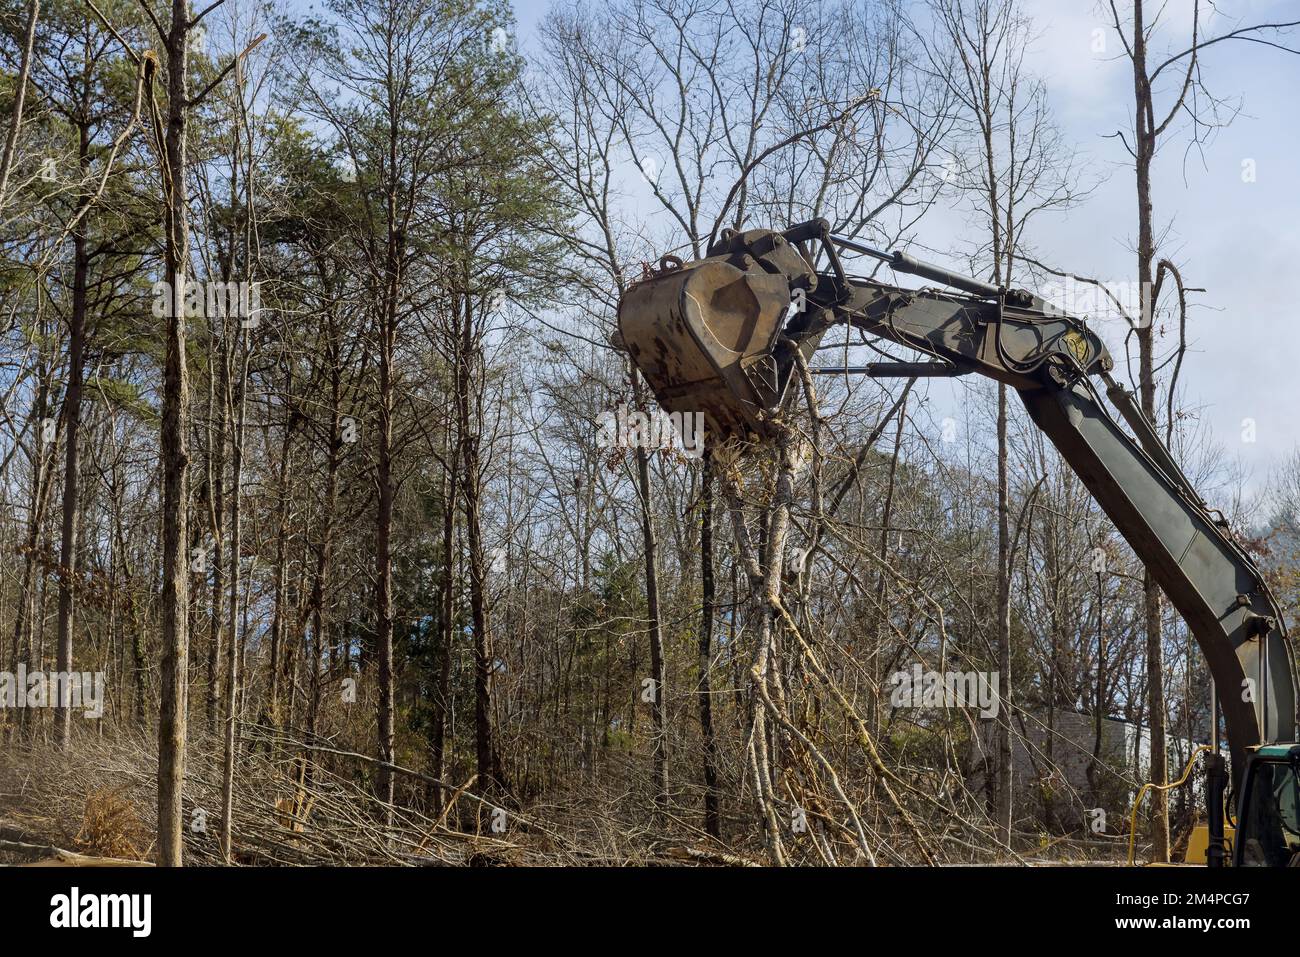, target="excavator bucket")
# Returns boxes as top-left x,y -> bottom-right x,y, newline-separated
617,257 -> 794,441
